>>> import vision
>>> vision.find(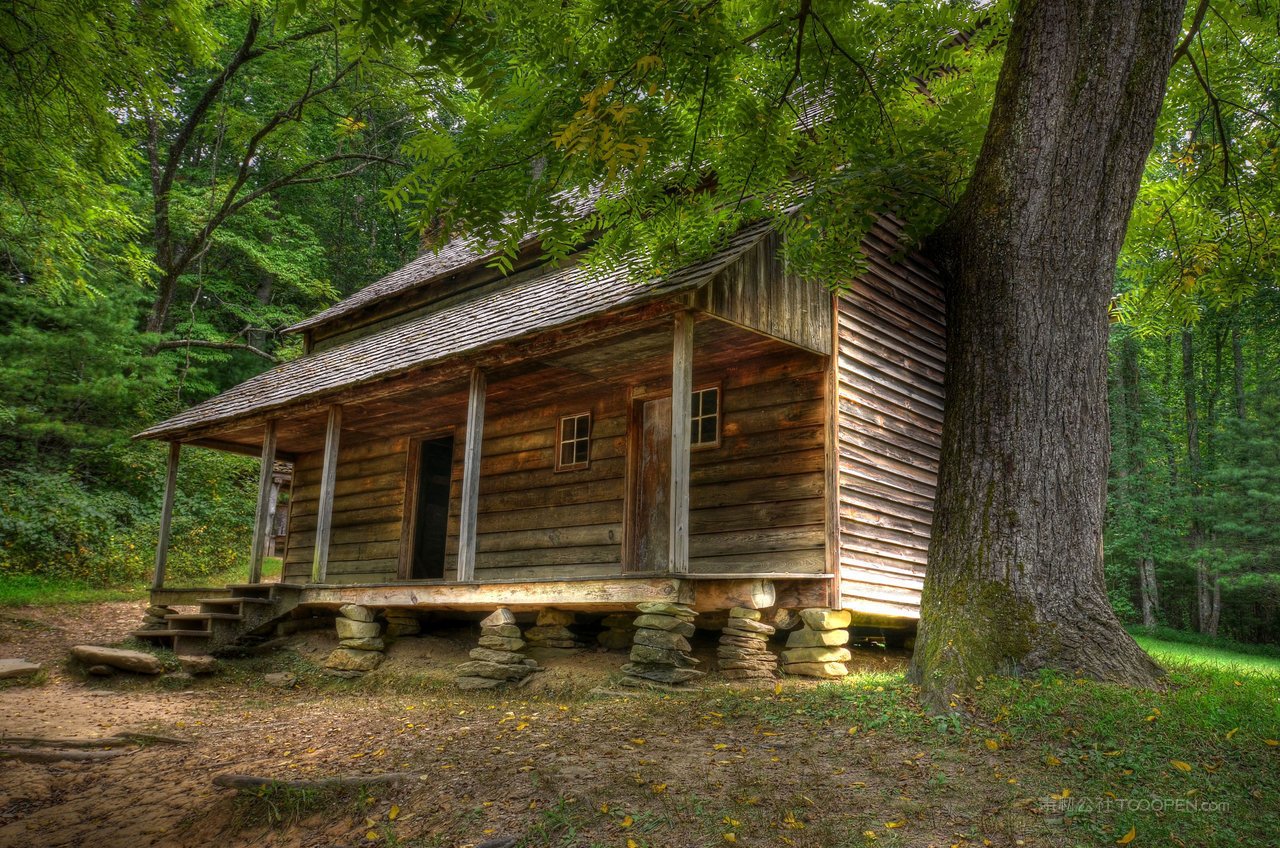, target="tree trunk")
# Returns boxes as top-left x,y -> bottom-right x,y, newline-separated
1231,325 -> 1246,419
910,0 -> 1181,708
1139,558 -> 1159,628
1181,328 -> 1217,634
